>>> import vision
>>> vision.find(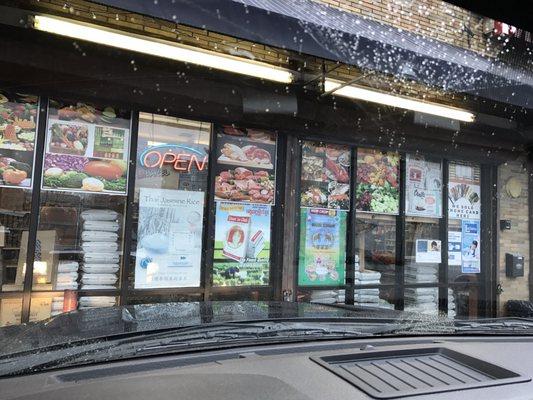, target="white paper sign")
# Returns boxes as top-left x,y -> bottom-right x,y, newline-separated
448,231 -> 462,266
134,188 -> 204,288
405,156 -> 442,218
415,239 -> 442,263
